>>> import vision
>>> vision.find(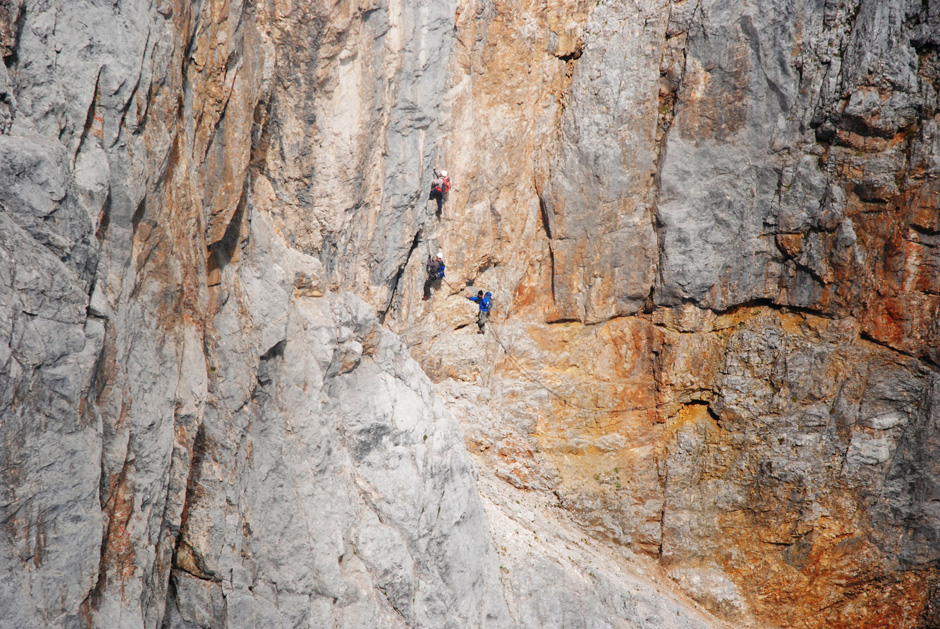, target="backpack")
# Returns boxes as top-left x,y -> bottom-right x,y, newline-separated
481,292 -> 492,310
427,258 -> 444,279
441,176 -> 451,194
